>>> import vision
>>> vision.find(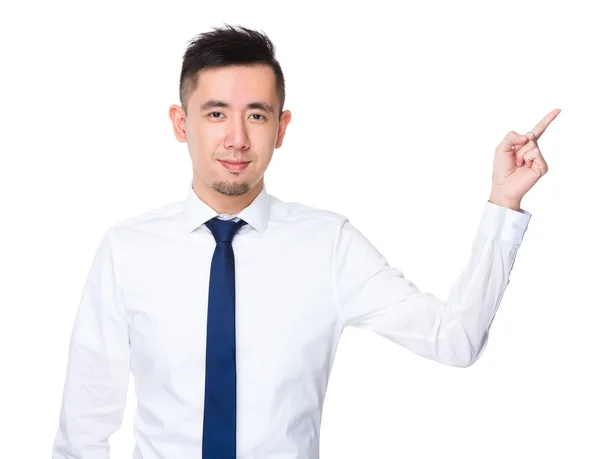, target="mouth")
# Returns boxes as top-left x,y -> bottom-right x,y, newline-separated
218,160 -> 251,172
